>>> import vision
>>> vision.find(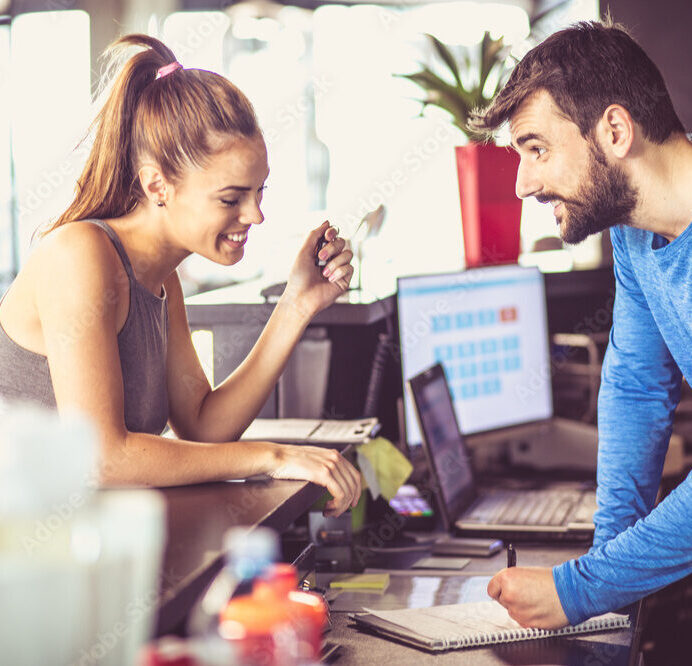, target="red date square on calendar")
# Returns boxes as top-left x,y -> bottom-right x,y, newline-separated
500,307 -> 517,322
